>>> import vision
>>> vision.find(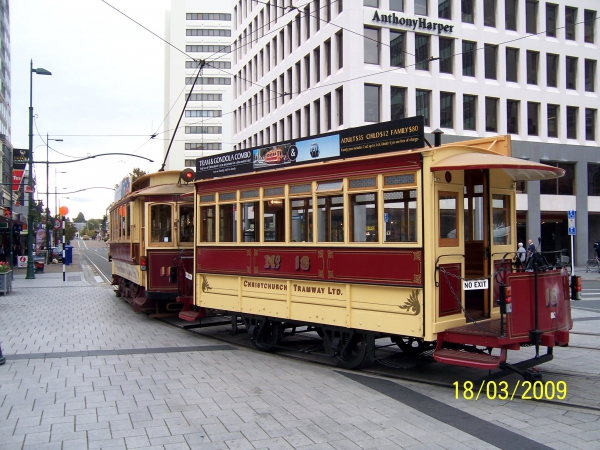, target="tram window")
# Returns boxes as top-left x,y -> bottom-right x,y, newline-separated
263,199 -> 285,242
179,204 -> 194,243
290,198 -> 313,242
200,205 -> 216,242
464,183 -> 484,241
350,193 -> 378,242
317,195 -> 344,242
242,201 -> 260,242
219,204 -> 237,242
125,205 -> 130,239
150,204 -> 173,243
384,190 -> 417,242
439,192 -> 459,247
492,194 -> 511,245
